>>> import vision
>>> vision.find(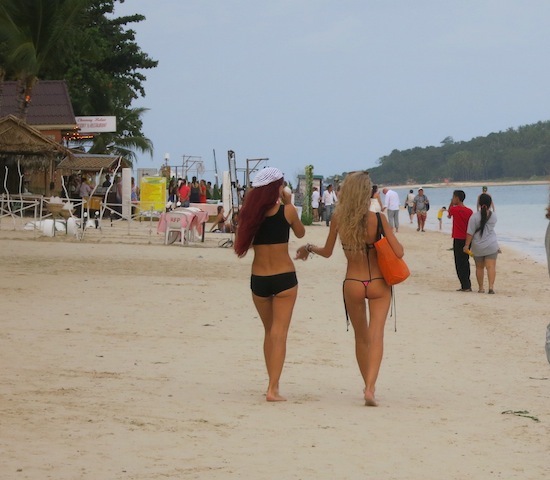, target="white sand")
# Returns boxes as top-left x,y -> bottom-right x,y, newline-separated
0,220 -> 549,479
